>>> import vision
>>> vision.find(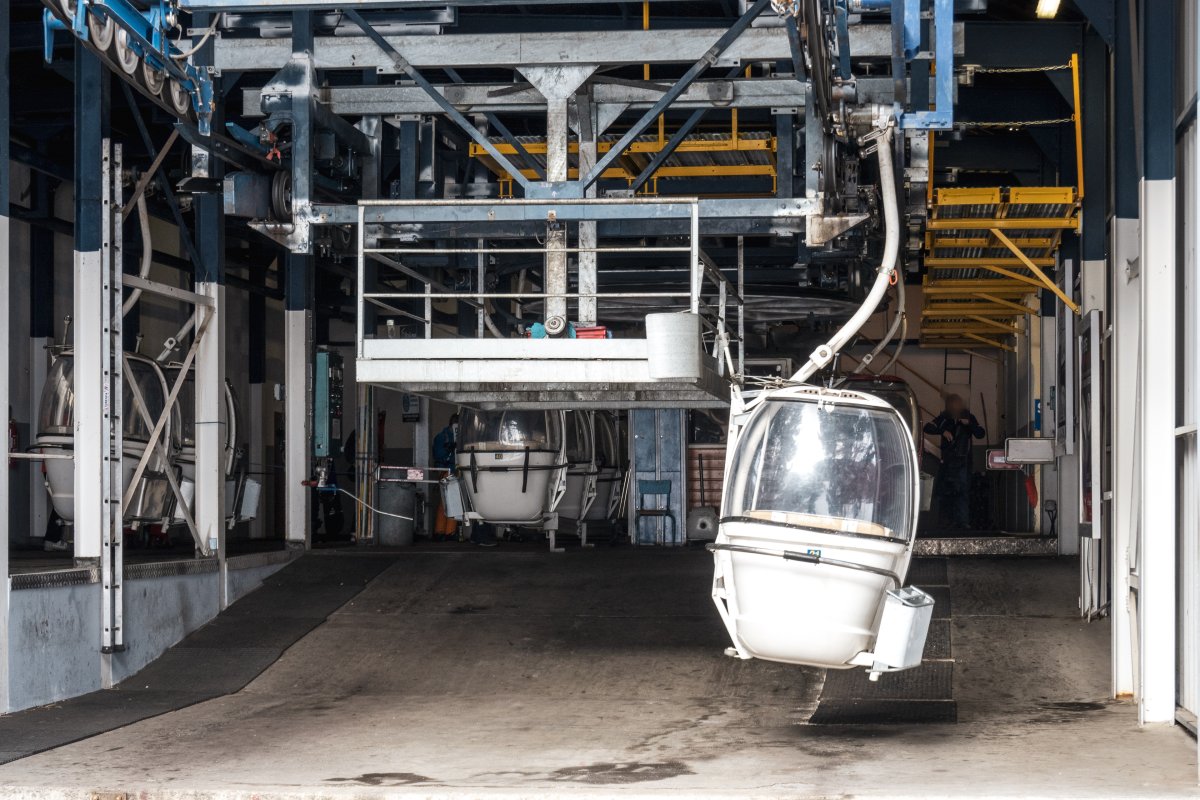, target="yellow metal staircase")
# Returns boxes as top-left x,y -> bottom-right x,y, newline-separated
920,186 -> 1080,351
